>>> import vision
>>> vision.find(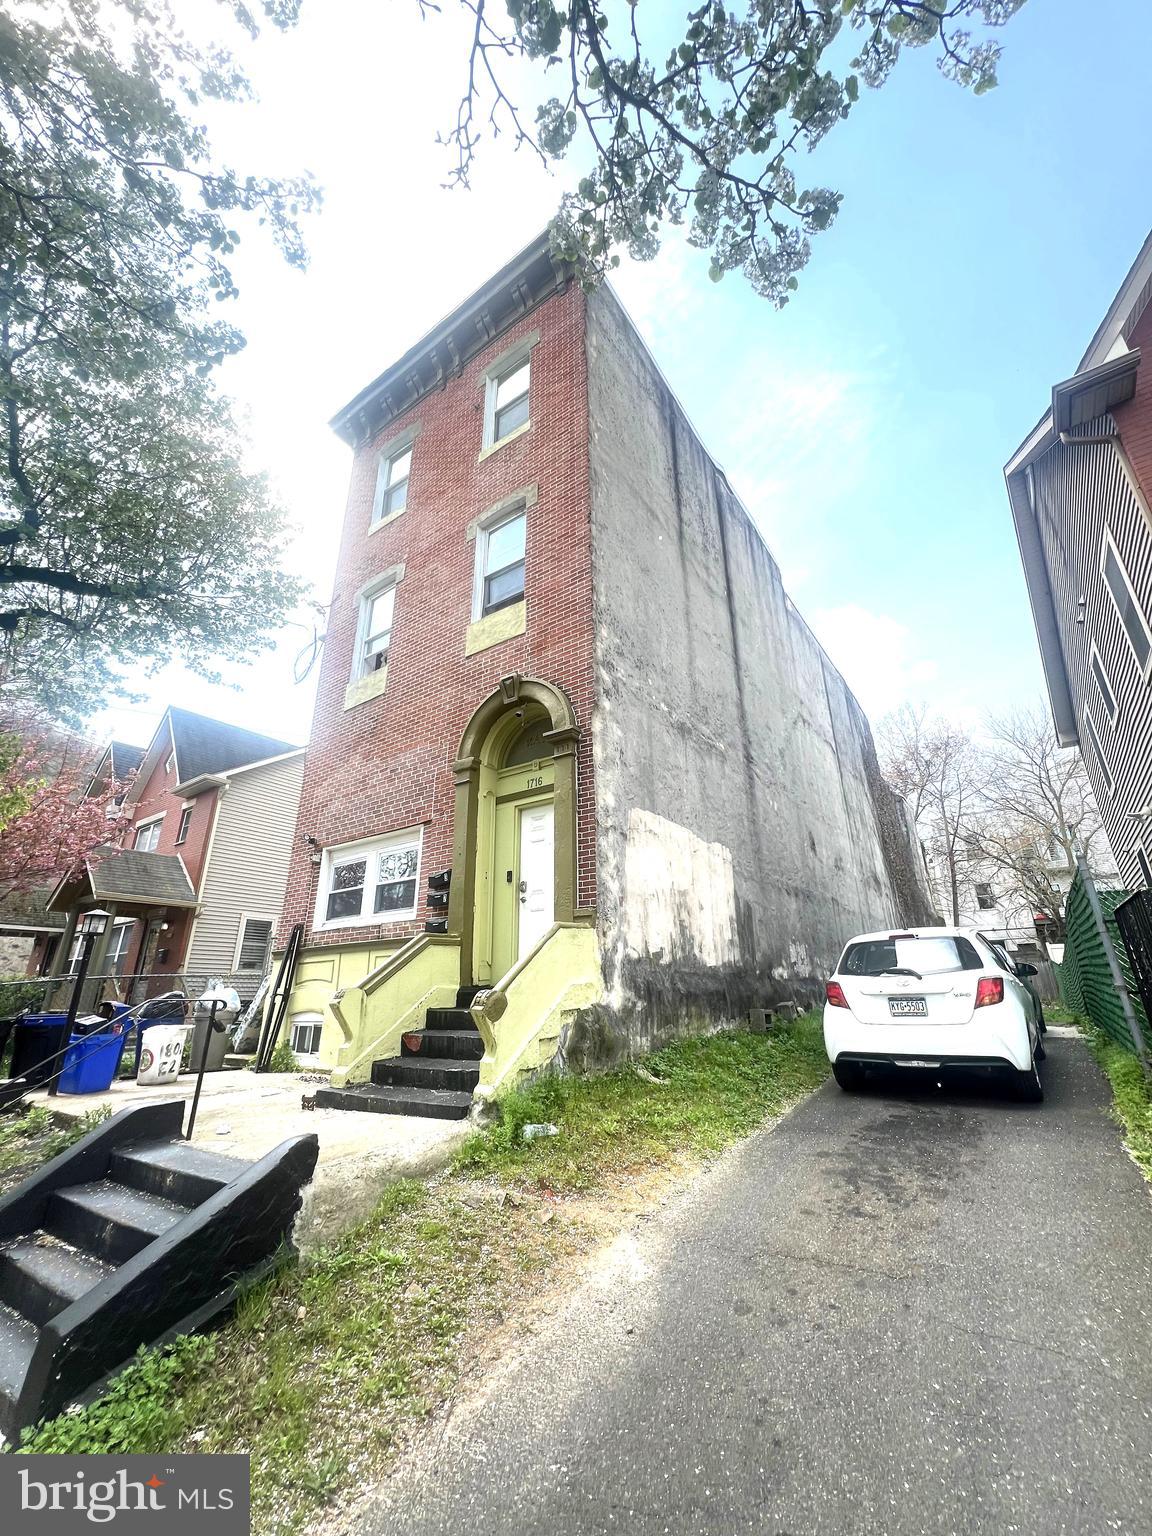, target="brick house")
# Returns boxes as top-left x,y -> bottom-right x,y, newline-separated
275,234 -> 931,1113
1005,230 -> 1152,892
38,707 -> 304,999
